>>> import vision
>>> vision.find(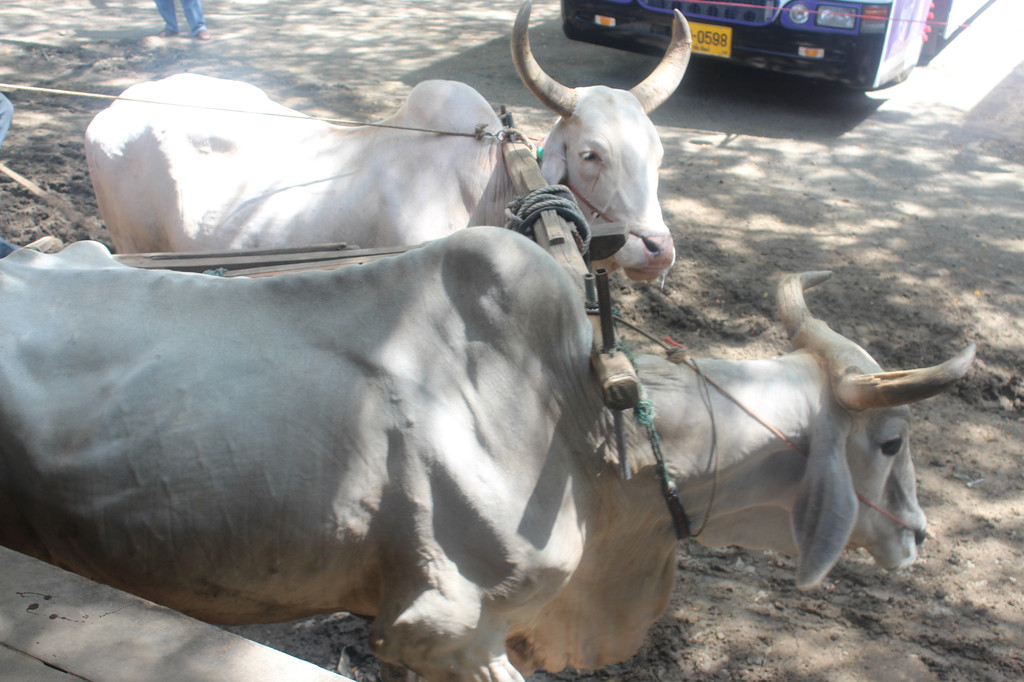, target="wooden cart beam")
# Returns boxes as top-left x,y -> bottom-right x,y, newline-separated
500,136 -> 590,293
